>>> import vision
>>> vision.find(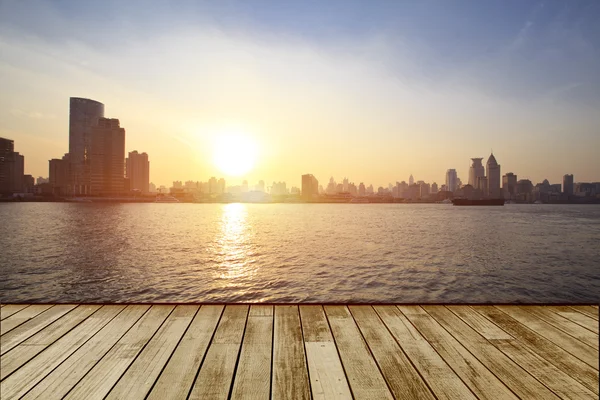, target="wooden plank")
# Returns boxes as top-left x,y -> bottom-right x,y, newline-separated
0,305 -> 101,380
425,306 -> 560,399
520,306 -> 598,349
300,305 -> 352,400
106,305 -> 198,400
21,305 -> 150,400
569,306 -> 599,321
189,305 -> 249,400
450,306 -> 597,400
272,305 -> 311,400
64,305 -> 174,400
549,306 -> 599,333
1,304 -> 29,320
147,305 -> 224,399
0,305 -> 124,400
1,304 -> 53,335
324,305 -> 393,399
497,306 -> 598,368
398,306 -> 517,400
349,305 -> 435,399
374,306 -> 477,400
231,305 -> 273,400
1,304 -> 76,355
473,305 -> 599,395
